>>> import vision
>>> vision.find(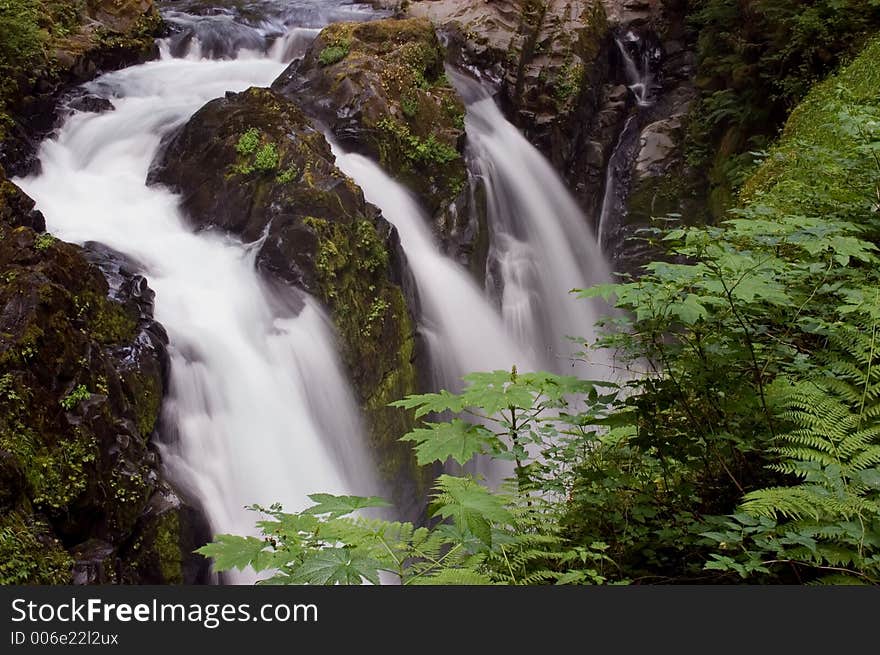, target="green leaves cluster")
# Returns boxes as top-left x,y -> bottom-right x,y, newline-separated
199,33 -> 880,586
233,129 -> 279,175
198,369 -> 619,585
